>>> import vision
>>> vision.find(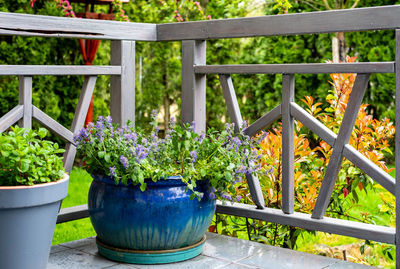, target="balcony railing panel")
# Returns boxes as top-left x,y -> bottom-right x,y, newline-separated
1,6 -> 400,267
